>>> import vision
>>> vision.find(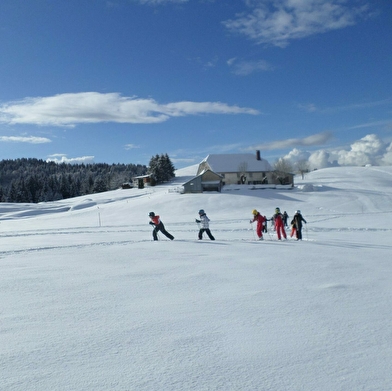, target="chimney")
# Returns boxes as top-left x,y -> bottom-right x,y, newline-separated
256,150 -> 261,161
